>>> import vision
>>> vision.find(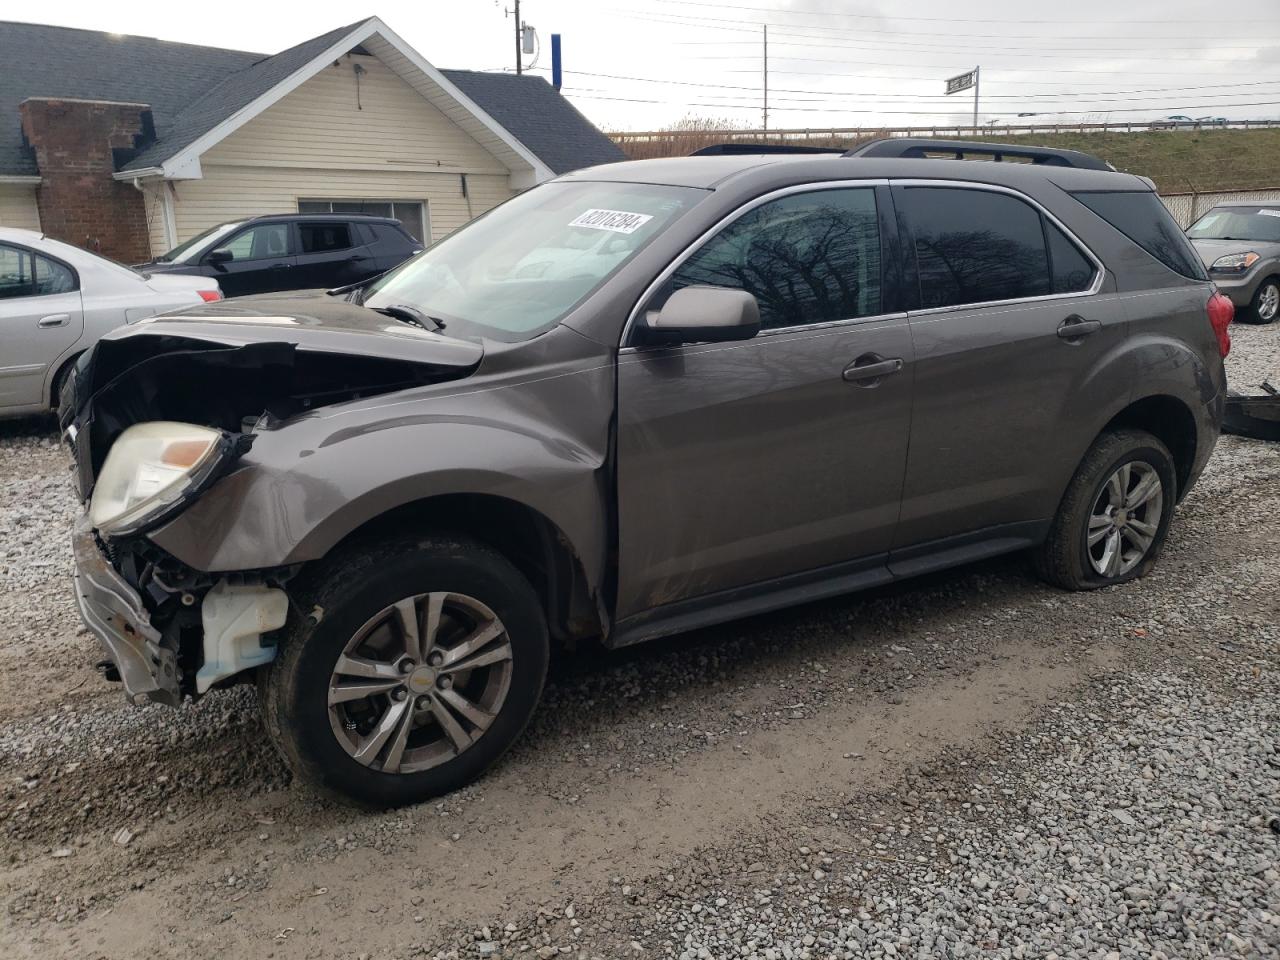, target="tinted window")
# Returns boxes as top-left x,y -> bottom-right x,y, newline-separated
219,223 -> 292,262
1072,191 -> 1208,280
299,222 -> 353,254
668,188 -> 882,330
0,244 -> 32,299
899,187 -> 1050,309
1046,222 -> 1096,294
